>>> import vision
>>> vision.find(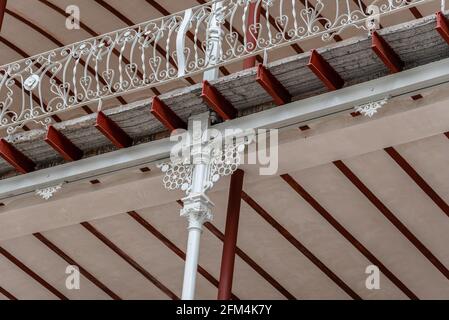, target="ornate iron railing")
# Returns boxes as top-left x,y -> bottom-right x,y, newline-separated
0,0 -> 437,134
